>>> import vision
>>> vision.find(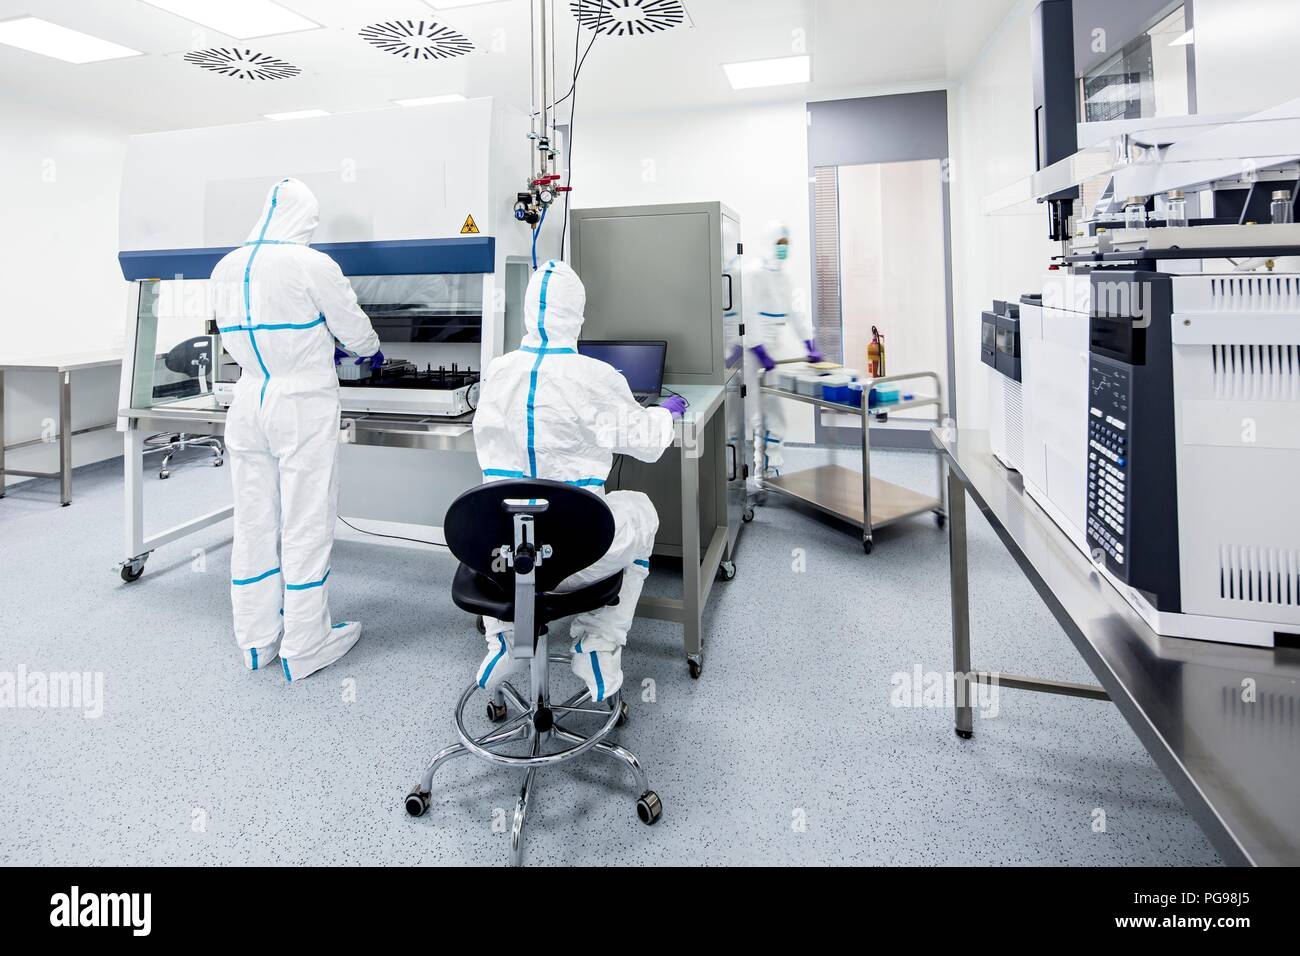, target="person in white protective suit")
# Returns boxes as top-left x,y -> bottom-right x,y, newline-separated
742,220 -> 823,476
472,260 -> 686,703
210,178 -> 383,681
